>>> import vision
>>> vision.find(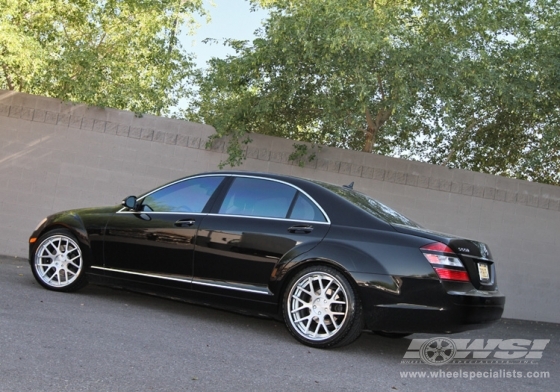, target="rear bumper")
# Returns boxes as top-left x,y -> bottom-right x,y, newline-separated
357,276 -> 505,334
447,290 -> 505,324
